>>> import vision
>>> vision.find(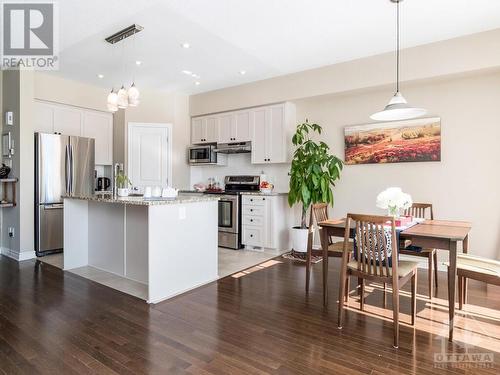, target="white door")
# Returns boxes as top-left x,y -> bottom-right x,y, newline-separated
218,113 -> 233,143
82,111 -> 113,165
251,108 -> 268,164
234,110 -> 250,142
53,106 -> 82,136
191,117 -> 204,144
128,123 -> 171,190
